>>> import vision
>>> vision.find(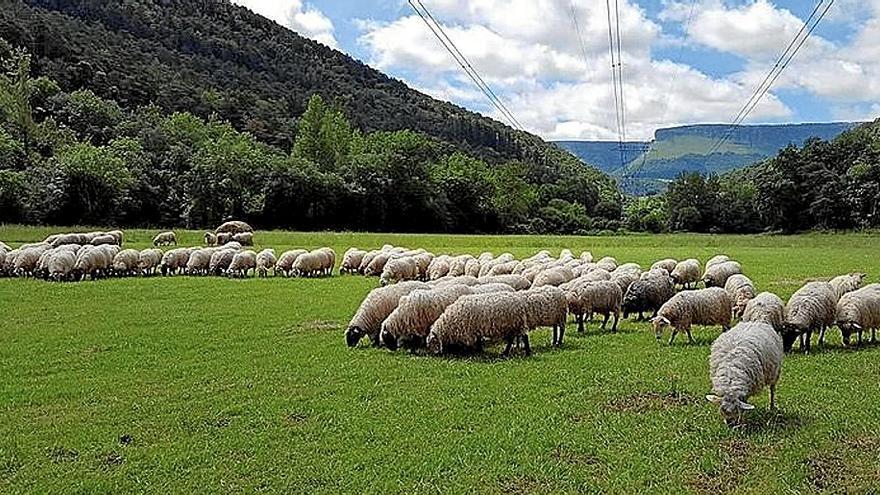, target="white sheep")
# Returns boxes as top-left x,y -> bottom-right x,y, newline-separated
346,281 -> 429,347
448,254 -> 474,277
341,248 -> 367,274
706,254 -> 730,270
724,274 -> 756,319
186,249 -> 213,276
293,250 -> 328,278
595,256 -> 618,272
231,232 -> 254,246
671,259 -> 701,289
227,250 -> 257,278
426,255 -> 451,280
275,249 -> 307,277
652,288 -> 733,345
209,248 -> 237,276
521,286 -> 568,346
138,249 -> 163,276
741,292 -> 786,333
835,284 -> 880,347
256,249 -> 277,278
48,250 -> 77,282
531,266 -> 574,288
707,322 -> 783,426
380,284 -> 474,350
112,249 -> 140,276
90,234 -> 116,246
476,274 -> 531,291
153,231 -> 177,247
426,292 -> 530,356
651,259 -> 678,274
782,281 -> 837,353
703,261 -> 742,288
380,256 -> 419,286
829,273 -> 867,300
